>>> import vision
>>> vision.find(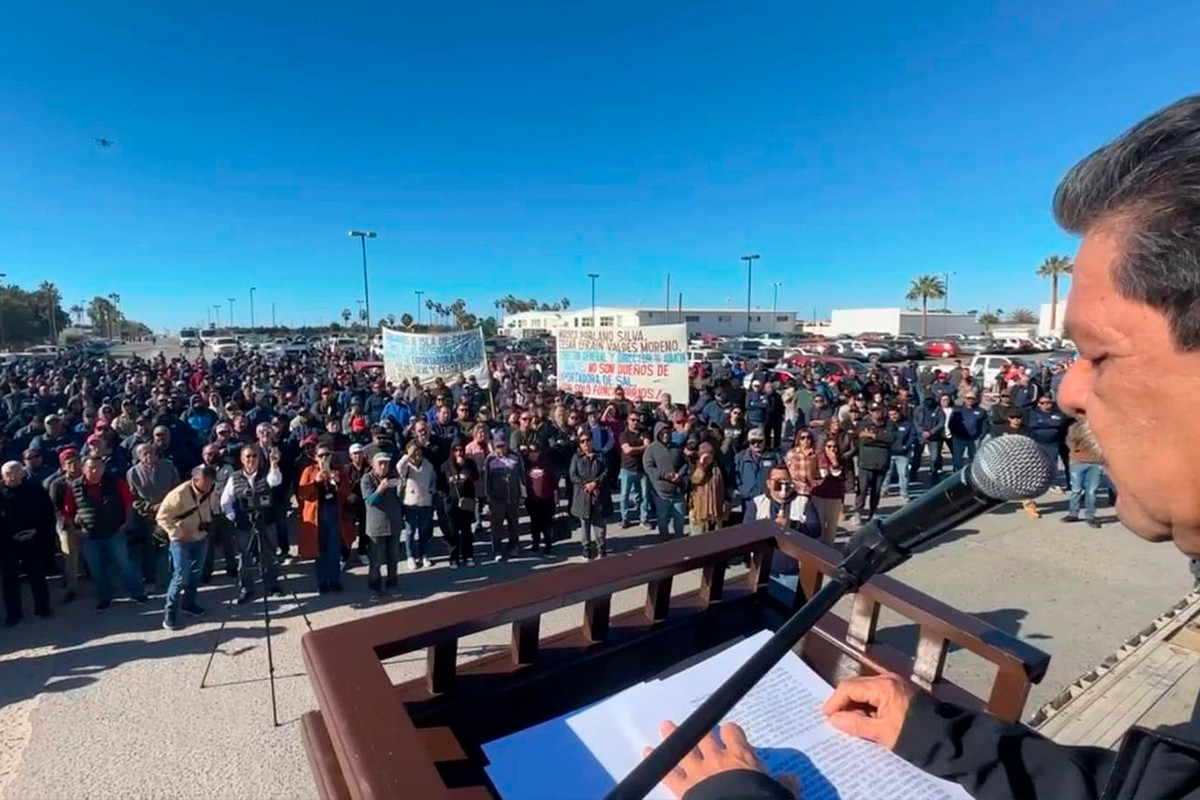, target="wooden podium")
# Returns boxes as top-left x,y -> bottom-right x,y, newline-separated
301,521 -> 1050,800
